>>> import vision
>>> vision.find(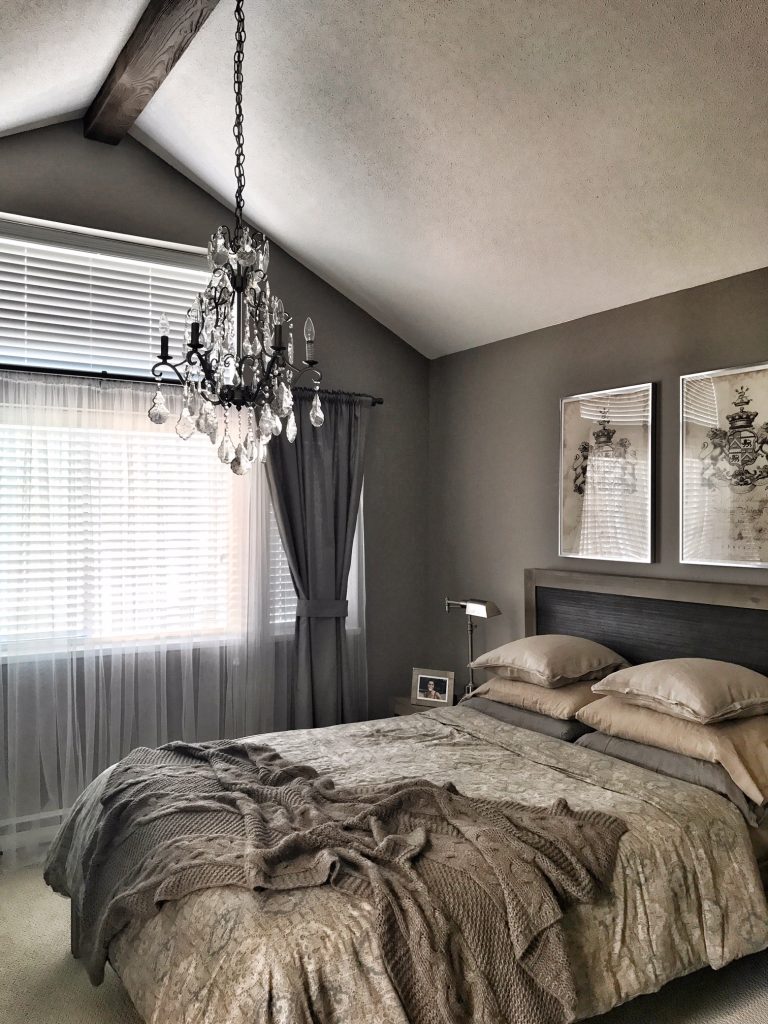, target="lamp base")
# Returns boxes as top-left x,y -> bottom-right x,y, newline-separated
466,618 -> 477,695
